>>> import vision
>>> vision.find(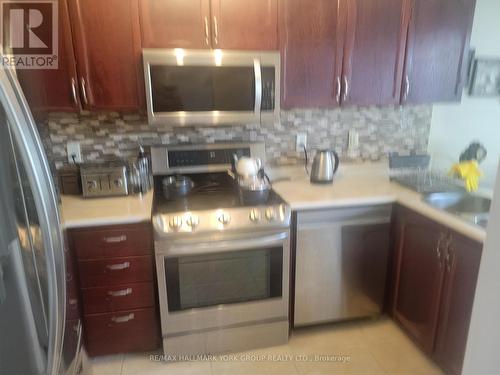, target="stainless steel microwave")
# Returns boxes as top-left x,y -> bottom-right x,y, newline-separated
143,49 -> 280,126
